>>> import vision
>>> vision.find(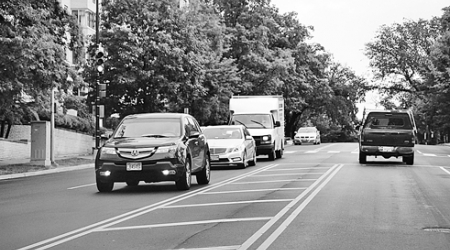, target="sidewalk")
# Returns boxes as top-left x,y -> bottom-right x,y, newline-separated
0,154 -> 95,180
